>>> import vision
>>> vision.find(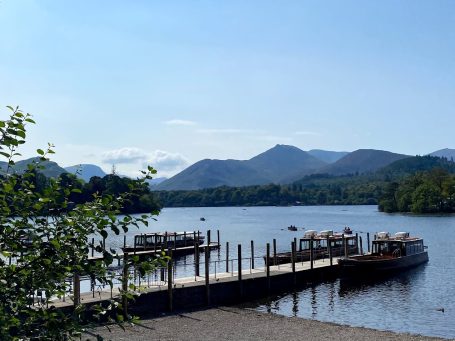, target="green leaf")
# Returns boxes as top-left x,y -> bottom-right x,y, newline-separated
37,149 -> 45,155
